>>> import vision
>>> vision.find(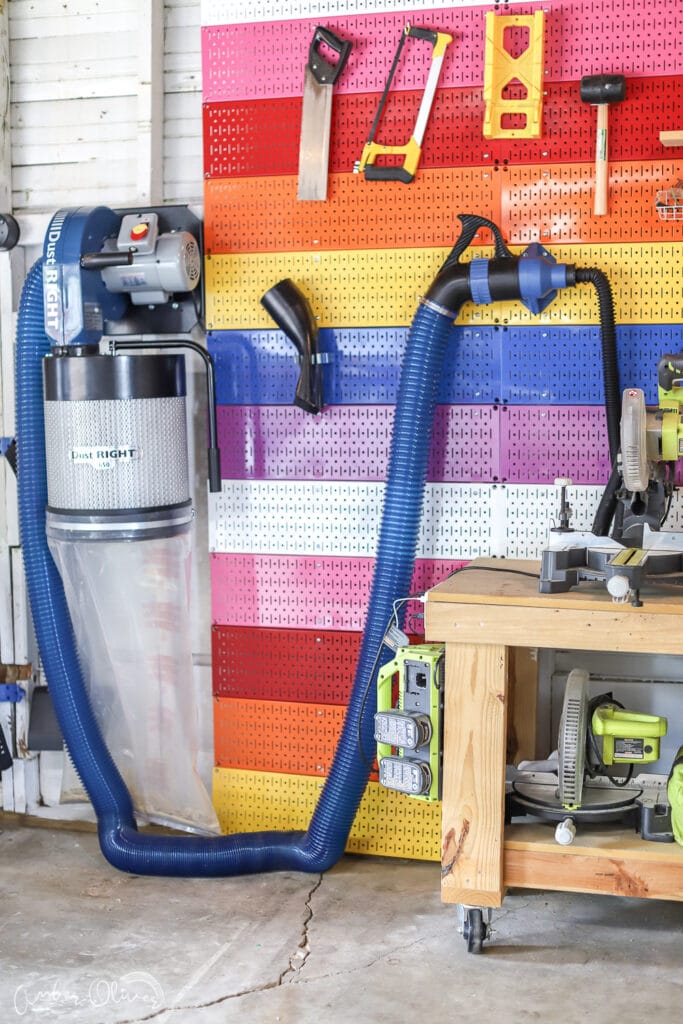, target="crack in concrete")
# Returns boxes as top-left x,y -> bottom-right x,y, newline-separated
278,873 -> 322,984
116,874 -> 324,1024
